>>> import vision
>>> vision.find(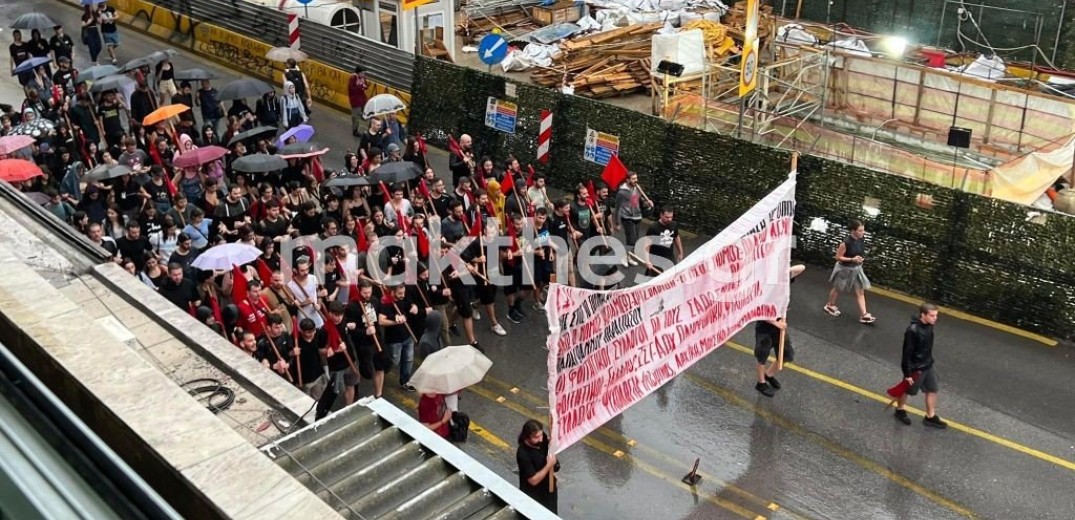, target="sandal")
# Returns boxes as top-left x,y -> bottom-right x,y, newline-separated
824,305 -> 841,317
860,313 -> 877,324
